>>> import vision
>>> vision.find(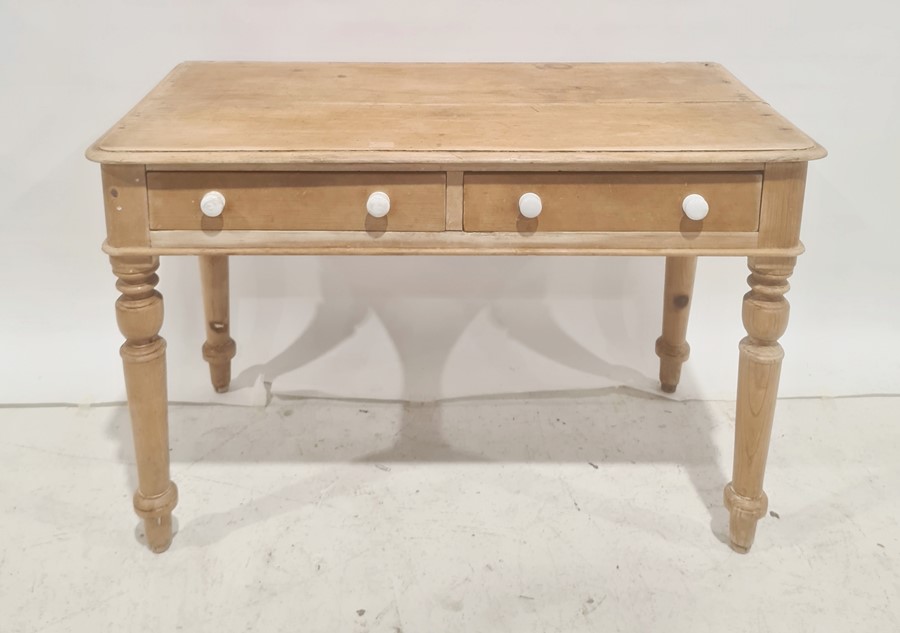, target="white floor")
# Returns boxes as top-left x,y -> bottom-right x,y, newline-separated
2,391 -> 898,632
